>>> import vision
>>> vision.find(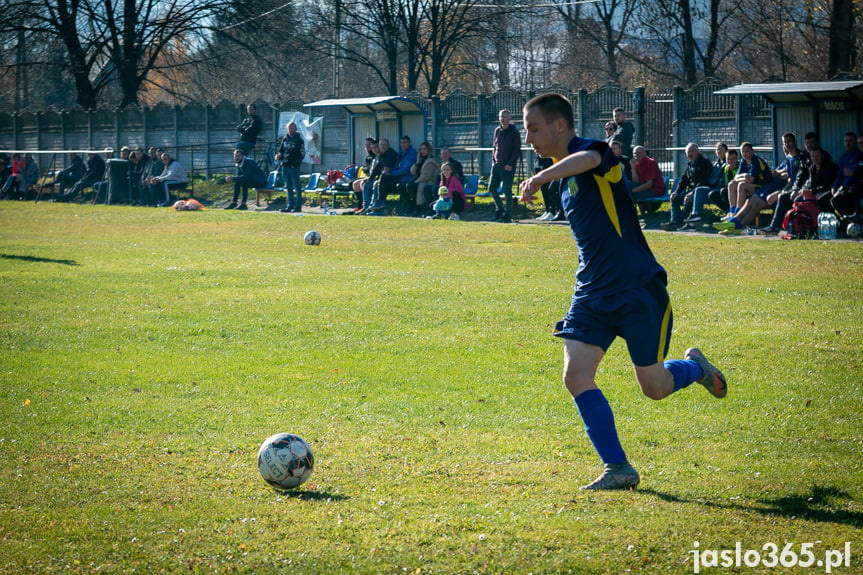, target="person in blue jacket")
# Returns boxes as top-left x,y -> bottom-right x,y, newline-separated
225,148 -> 267,210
